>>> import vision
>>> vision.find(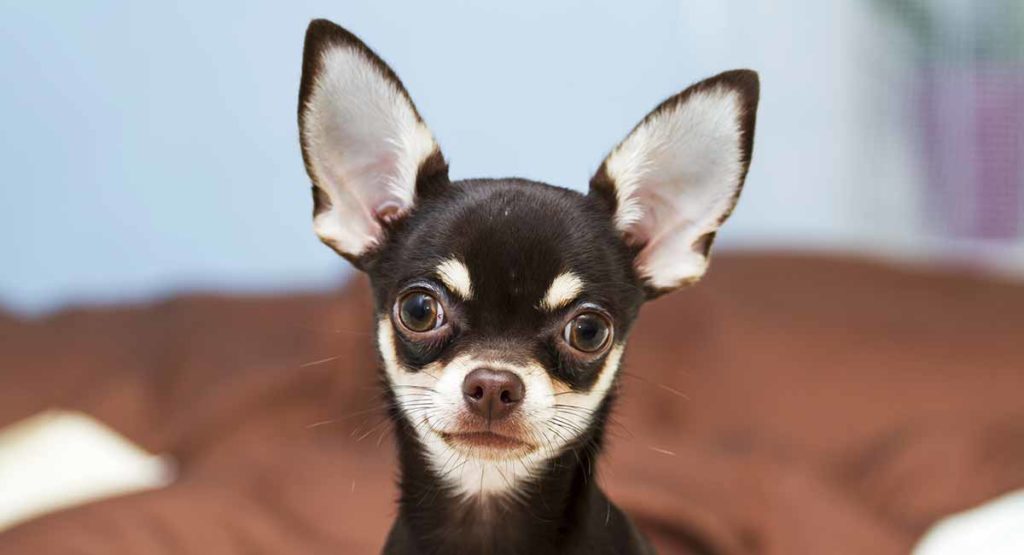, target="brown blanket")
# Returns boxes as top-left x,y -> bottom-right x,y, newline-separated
1,253 -> 1022,554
